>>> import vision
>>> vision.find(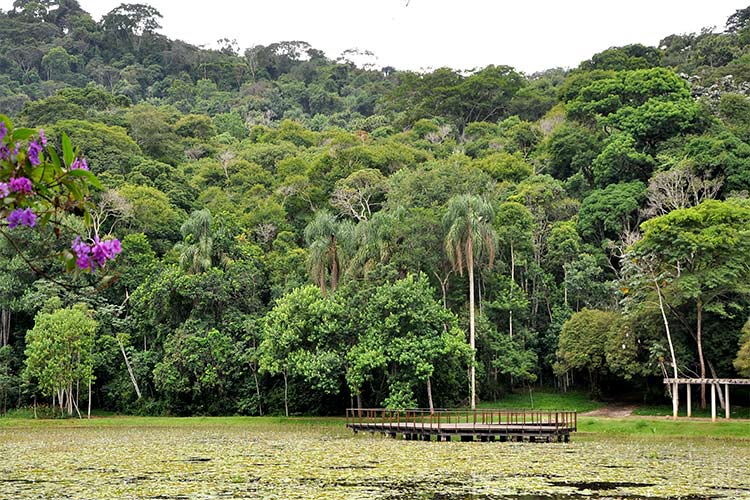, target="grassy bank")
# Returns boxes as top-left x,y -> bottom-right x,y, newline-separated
1,413 -> 749,440
577,416 -> 750,439
479,389 -> 604,412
